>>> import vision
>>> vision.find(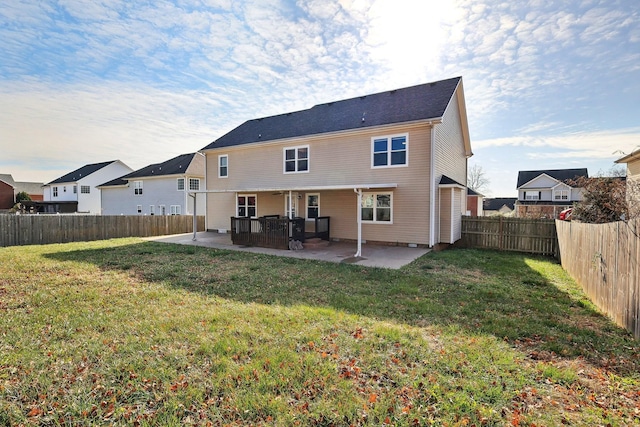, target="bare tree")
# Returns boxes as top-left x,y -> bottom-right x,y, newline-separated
467,164 -> 490,194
